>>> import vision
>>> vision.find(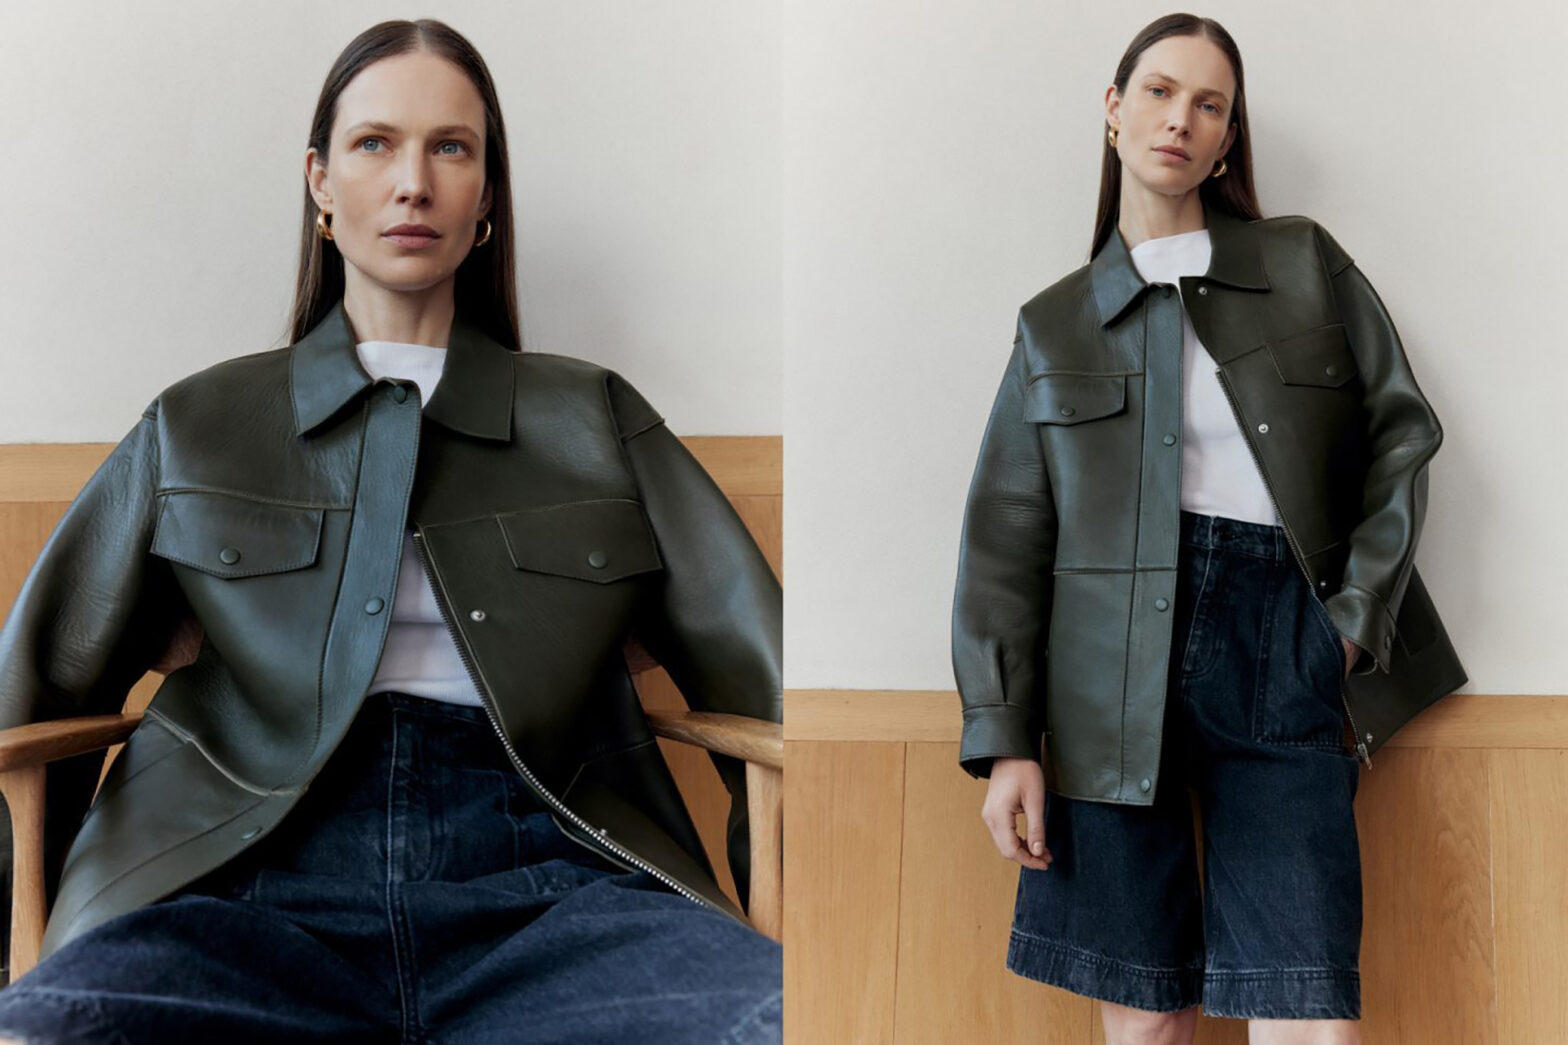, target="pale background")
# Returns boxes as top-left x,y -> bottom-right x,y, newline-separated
0,1 -> 780,440
782,0 -> 1564,692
